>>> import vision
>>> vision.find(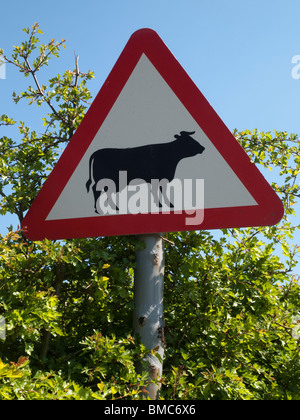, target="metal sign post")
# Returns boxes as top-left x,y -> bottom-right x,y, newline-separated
133,233 -> 165,400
